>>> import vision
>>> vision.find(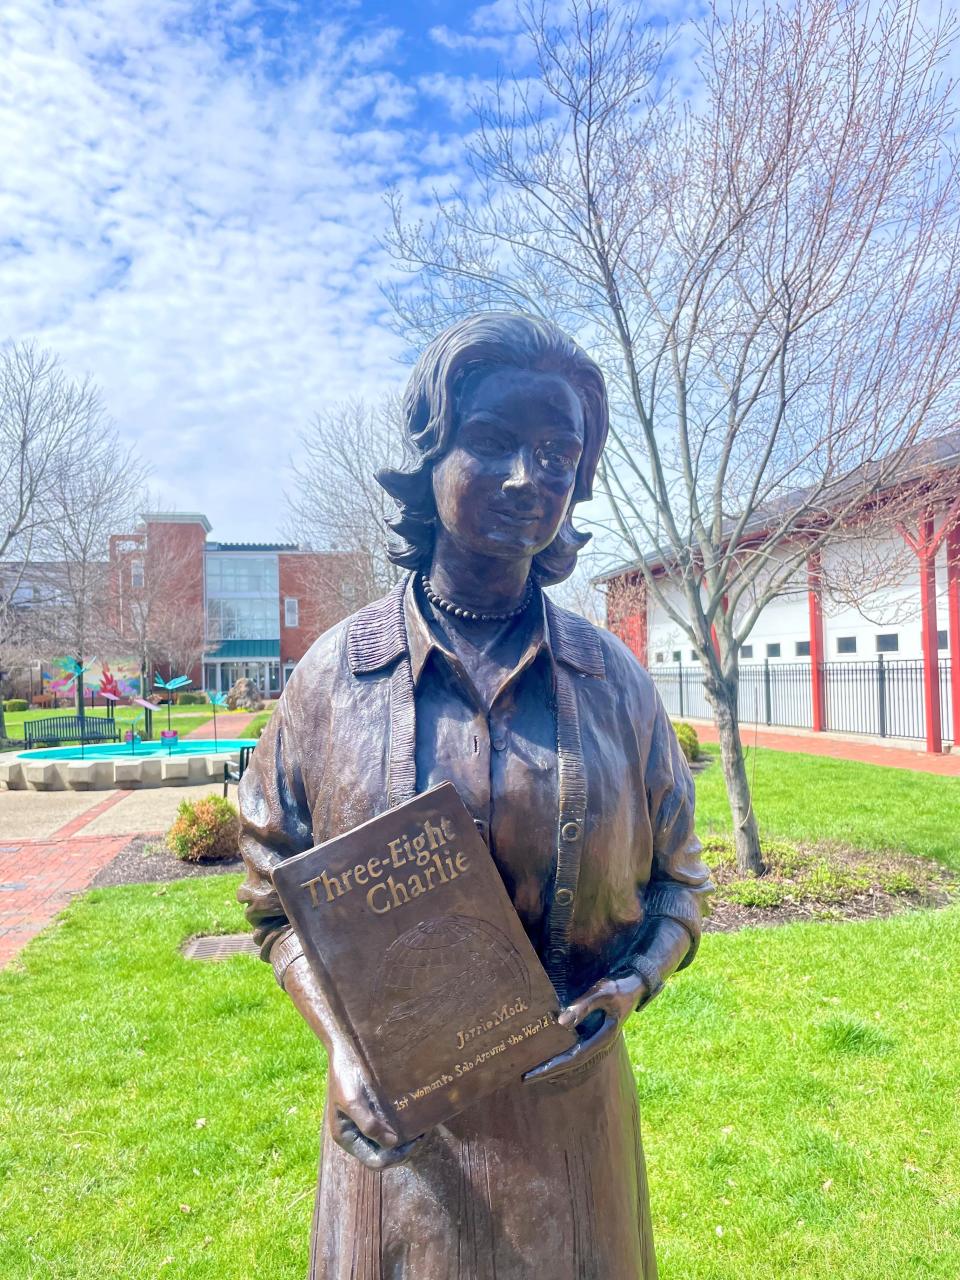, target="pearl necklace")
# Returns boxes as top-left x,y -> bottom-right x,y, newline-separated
420,573 -> 533,622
